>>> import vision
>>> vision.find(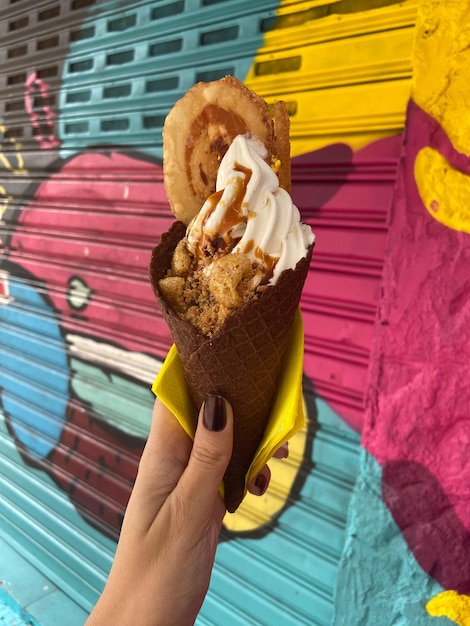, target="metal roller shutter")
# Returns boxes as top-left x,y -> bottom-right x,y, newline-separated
0,0 -> 417,623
